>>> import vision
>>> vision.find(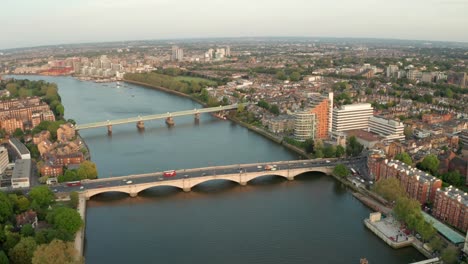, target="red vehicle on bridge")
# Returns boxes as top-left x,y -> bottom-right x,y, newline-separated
163,170 -> 177,177
66,181 -> 81,187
